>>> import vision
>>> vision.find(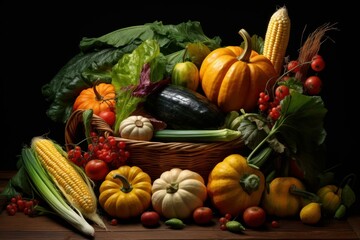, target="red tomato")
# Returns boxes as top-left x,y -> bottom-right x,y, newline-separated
275,85 -> 290,100
311,55 -> 326,72
193,207 -> 213,225
98,110 -> 116,126
271,220 -> 280,228
242,206 -> 266,228
304,76 -> 322,95
287,60 -> 301,73
140,211 -> 160,228
84,159 -> 109,181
